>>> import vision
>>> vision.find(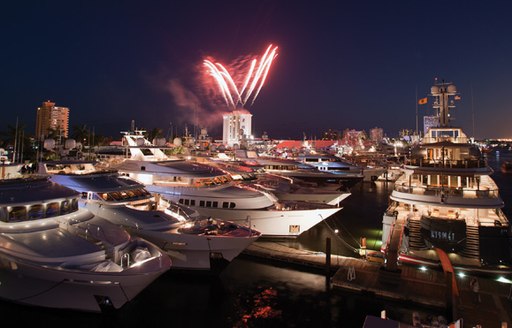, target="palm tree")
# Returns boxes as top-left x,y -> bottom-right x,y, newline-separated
146,128 -> 164,143
72,124 -> 90,146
